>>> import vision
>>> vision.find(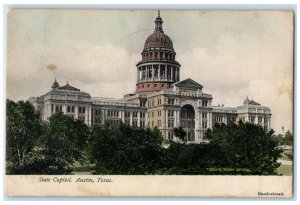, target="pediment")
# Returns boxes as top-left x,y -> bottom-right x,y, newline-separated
174,78 -> 203,89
